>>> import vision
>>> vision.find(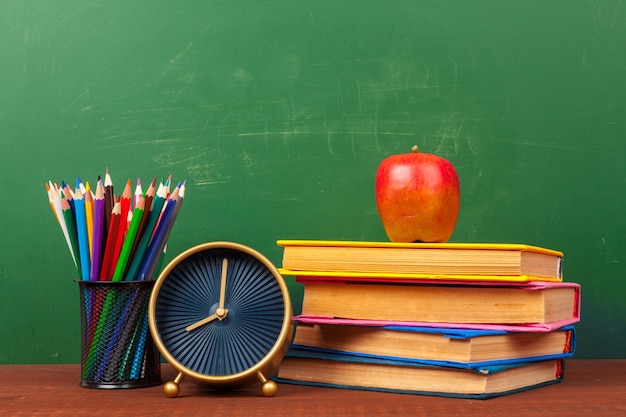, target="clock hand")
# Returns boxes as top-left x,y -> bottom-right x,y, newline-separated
185,307 -> 229,332
186,308 -> 229,332
185,258 -> 230,332
219,258 -> 228,309
185,313 -> 218,332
